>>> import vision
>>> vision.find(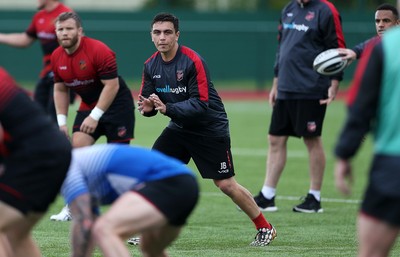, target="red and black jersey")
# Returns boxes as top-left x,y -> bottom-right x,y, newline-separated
25,3 -> 72,78
0,68 -> 19,158
51,36 -> 132,113
140,45 -> 229,137
0,67 -> 70,159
